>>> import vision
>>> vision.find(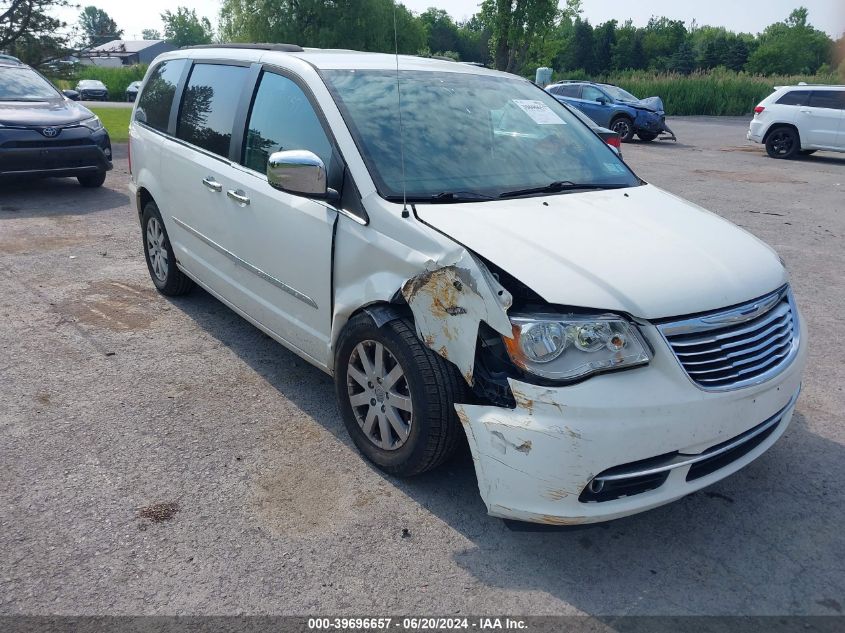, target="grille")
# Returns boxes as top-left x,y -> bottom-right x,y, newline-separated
2,139 -> 94,149
658,286 -> 798,391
